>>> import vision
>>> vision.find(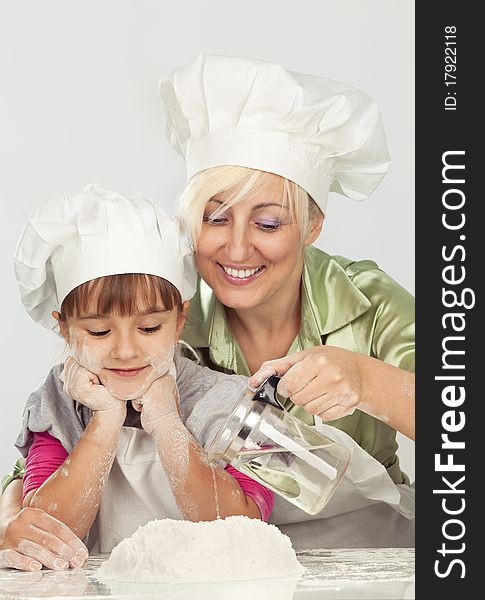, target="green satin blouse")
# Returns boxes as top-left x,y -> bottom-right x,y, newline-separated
181,246 -> 414,485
